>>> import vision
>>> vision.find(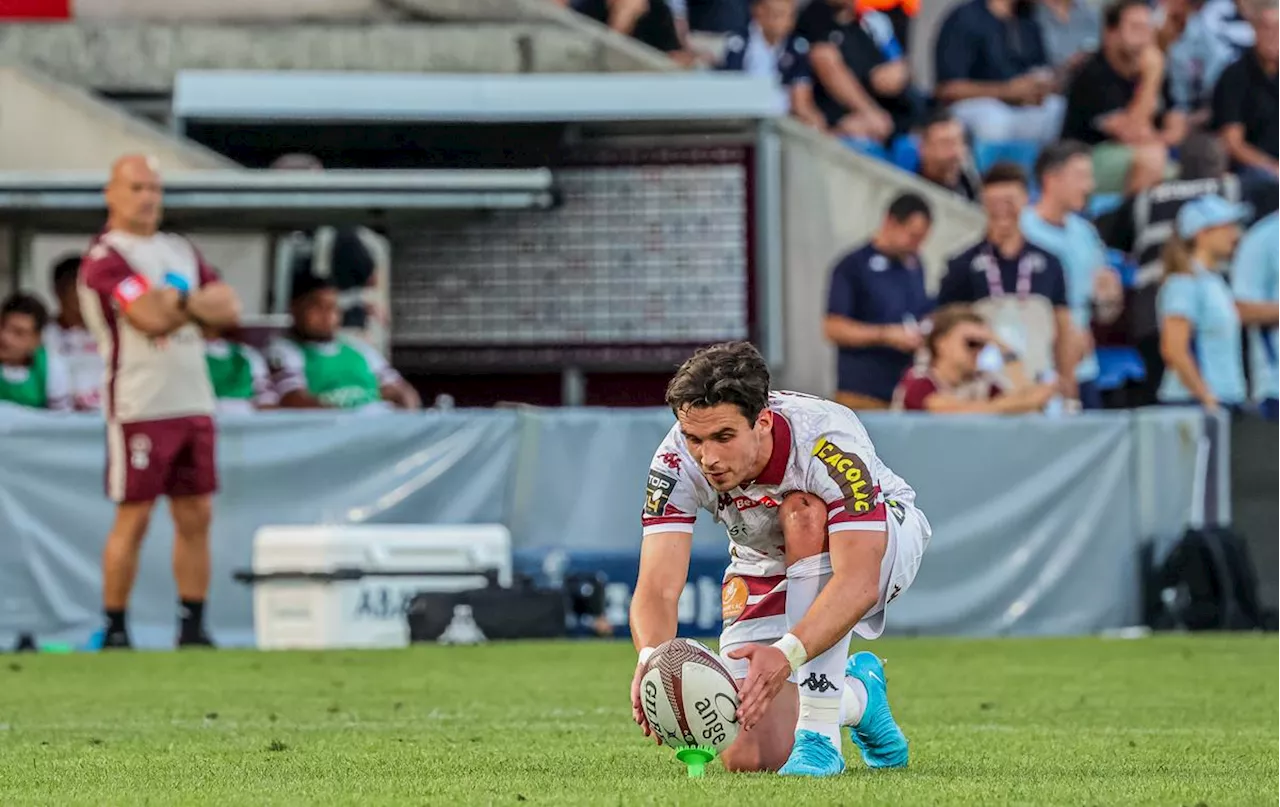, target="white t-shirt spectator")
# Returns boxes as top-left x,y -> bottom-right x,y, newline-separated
43,322 -> 104,411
